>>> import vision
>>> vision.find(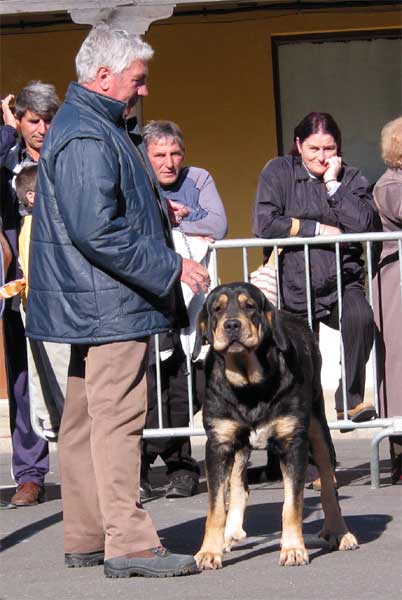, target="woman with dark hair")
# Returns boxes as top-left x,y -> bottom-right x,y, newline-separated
253,112 -> 381,428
